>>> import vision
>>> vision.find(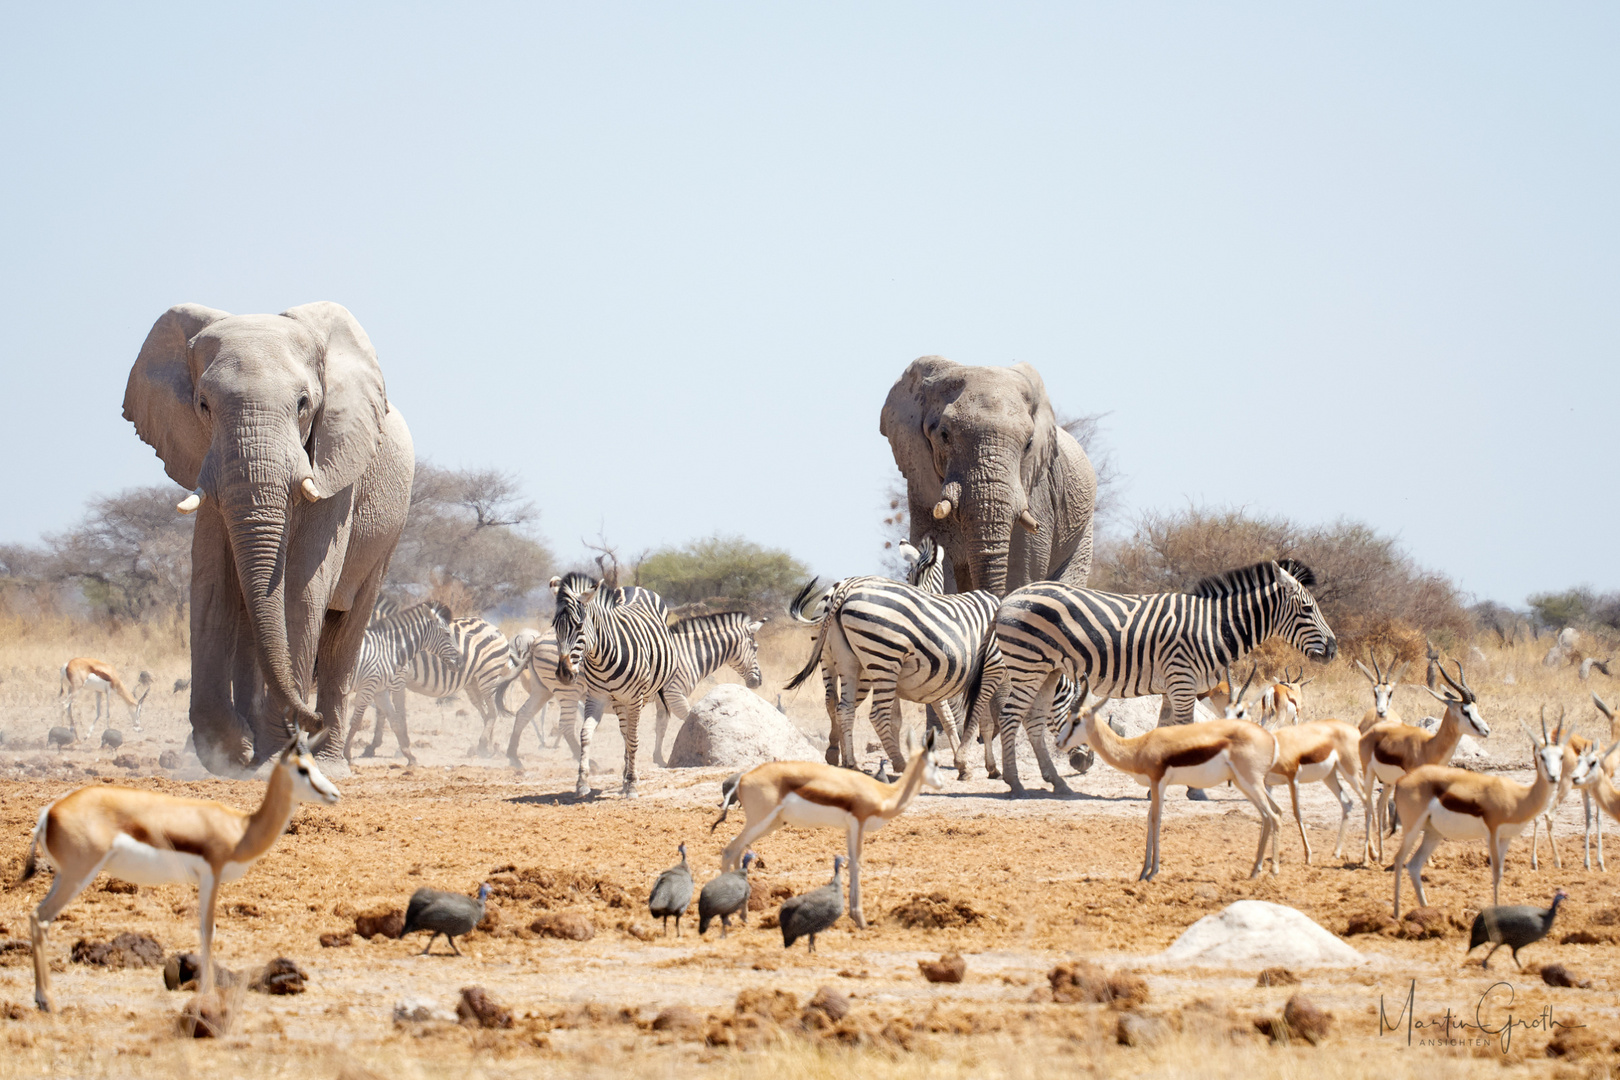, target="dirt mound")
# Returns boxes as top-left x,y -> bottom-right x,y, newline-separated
1162,901 -> 1362,966
668,685 -> 820,768
249,957 -> 307,995
71,932 -> 164,969
530,912 -> 596,940
457,986 -> 513,1029
888,892 -> 983,929
354,906 -> 404,939
919,953 -> 967,983
490,868 -> 630,910
1047,961 -> 1149,1007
